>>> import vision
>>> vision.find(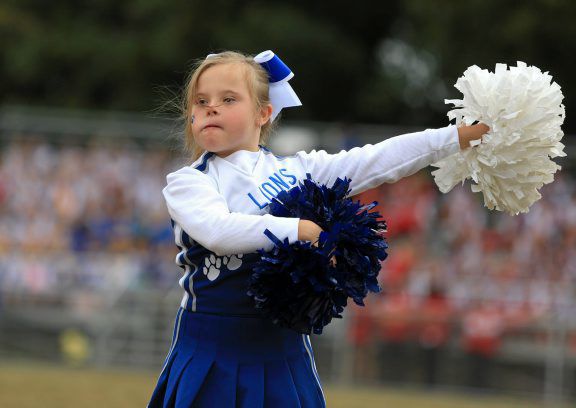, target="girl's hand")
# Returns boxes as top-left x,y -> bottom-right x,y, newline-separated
298,220 -> 337,266
298,219 -> 323,244
457,123 -> 490,149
